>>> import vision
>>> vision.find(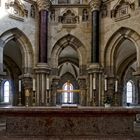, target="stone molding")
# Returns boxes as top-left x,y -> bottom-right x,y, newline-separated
34,63 -> 51,74
89,0 -> 101,11
37,0 -> 51,11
